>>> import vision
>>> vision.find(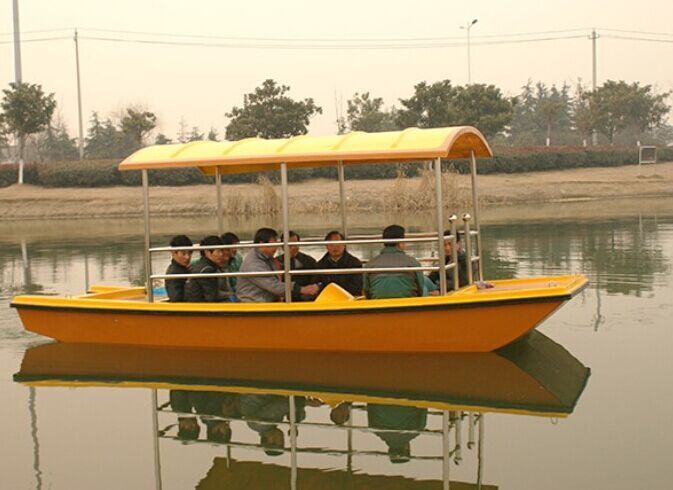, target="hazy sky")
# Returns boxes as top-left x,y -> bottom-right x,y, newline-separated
1,0 -> 672,139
